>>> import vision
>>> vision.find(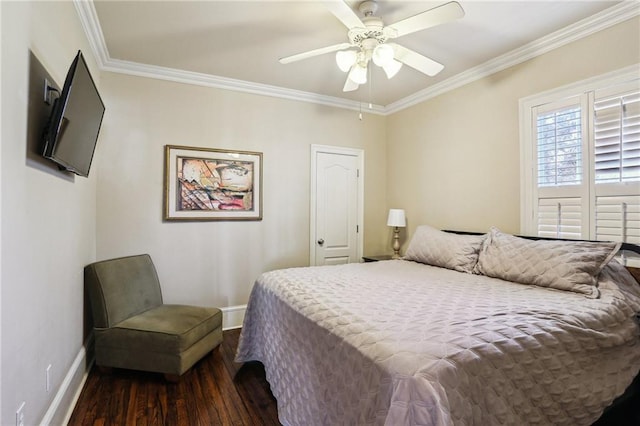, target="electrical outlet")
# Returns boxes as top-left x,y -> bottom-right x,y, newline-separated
16,402 -> 25,426
43,78 -> 52,104
46,364 -> 52,392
